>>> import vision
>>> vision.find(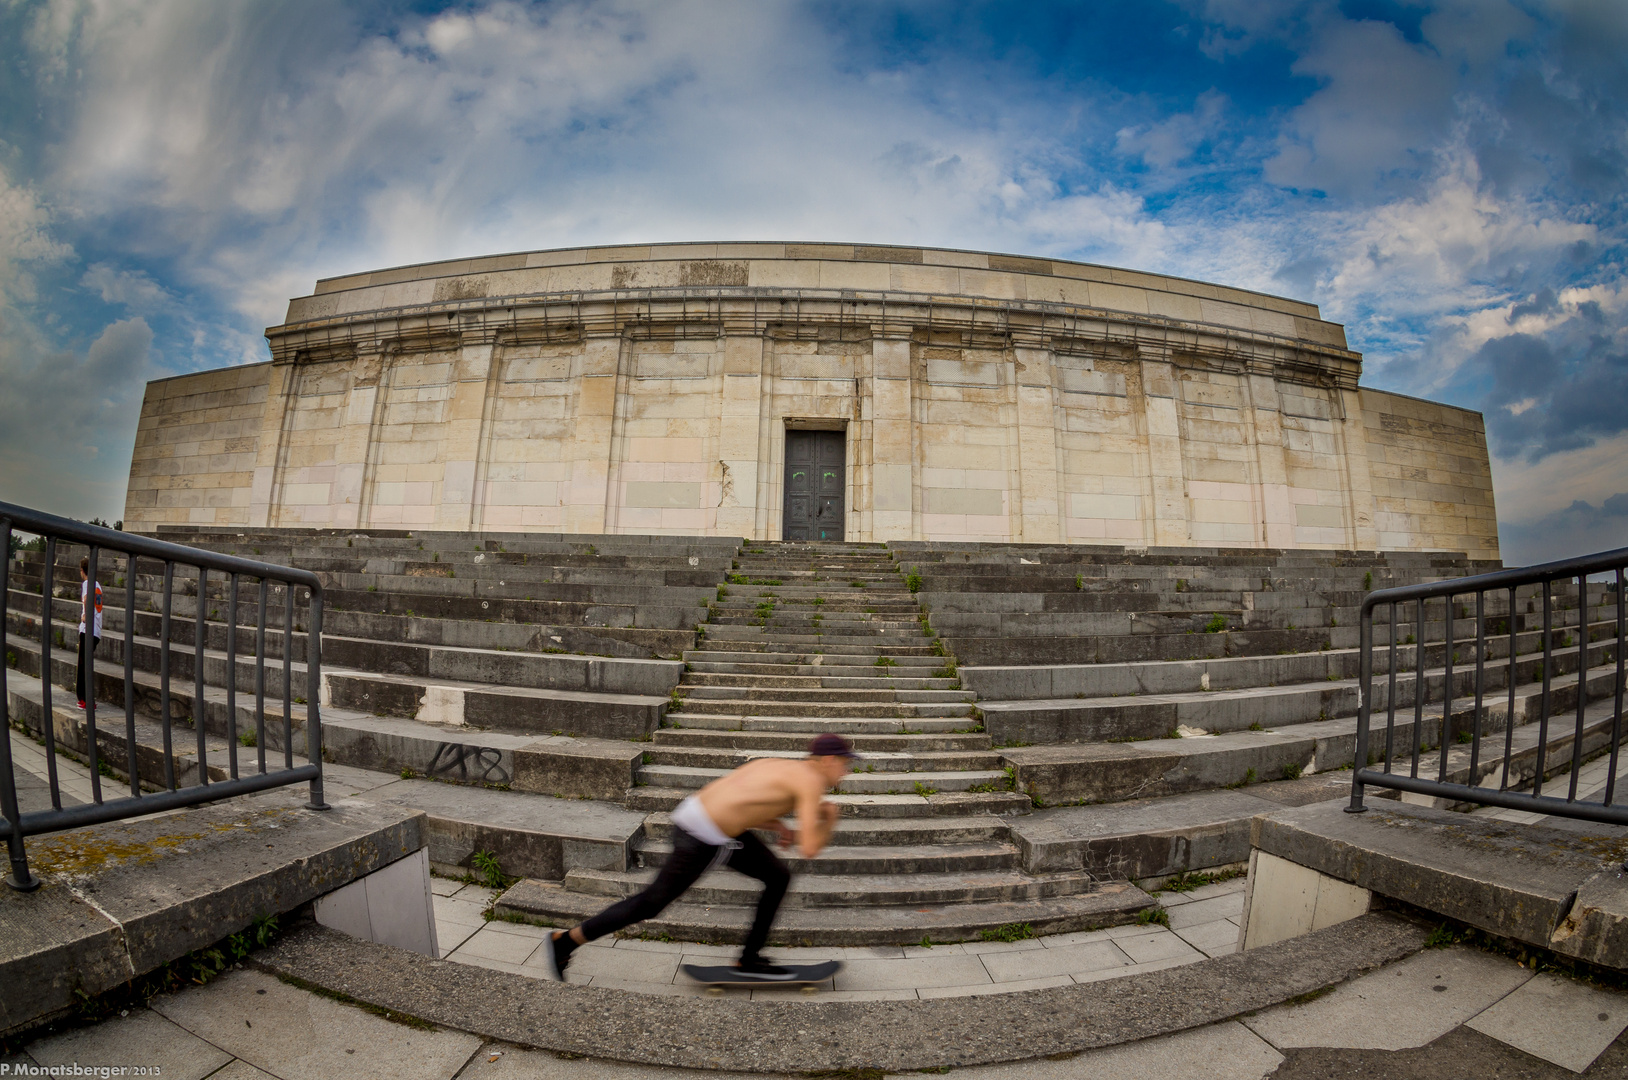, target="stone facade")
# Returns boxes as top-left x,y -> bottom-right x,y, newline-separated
122,242 -> 1498,559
